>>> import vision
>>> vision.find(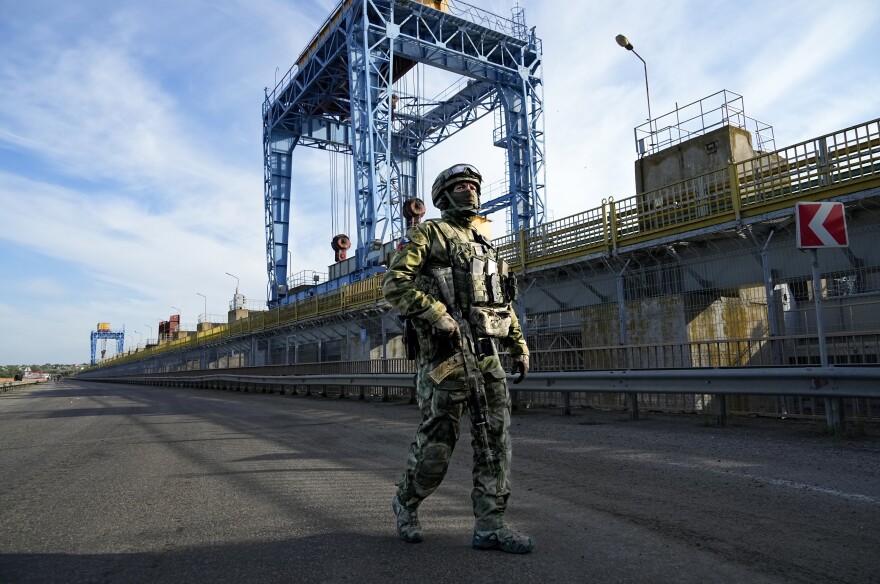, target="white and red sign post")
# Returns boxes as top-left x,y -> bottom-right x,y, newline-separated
796,202 -> 849,248
795,202 -> 849,431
